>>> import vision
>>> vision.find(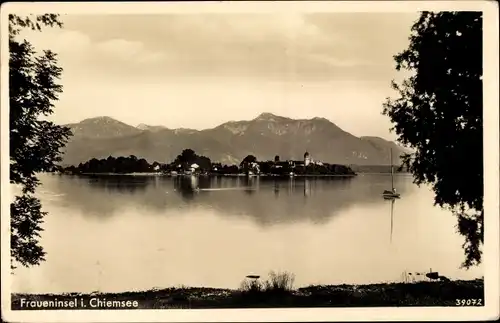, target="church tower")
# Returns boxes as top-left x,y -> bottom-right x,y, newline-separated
304,151 -> 311,166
